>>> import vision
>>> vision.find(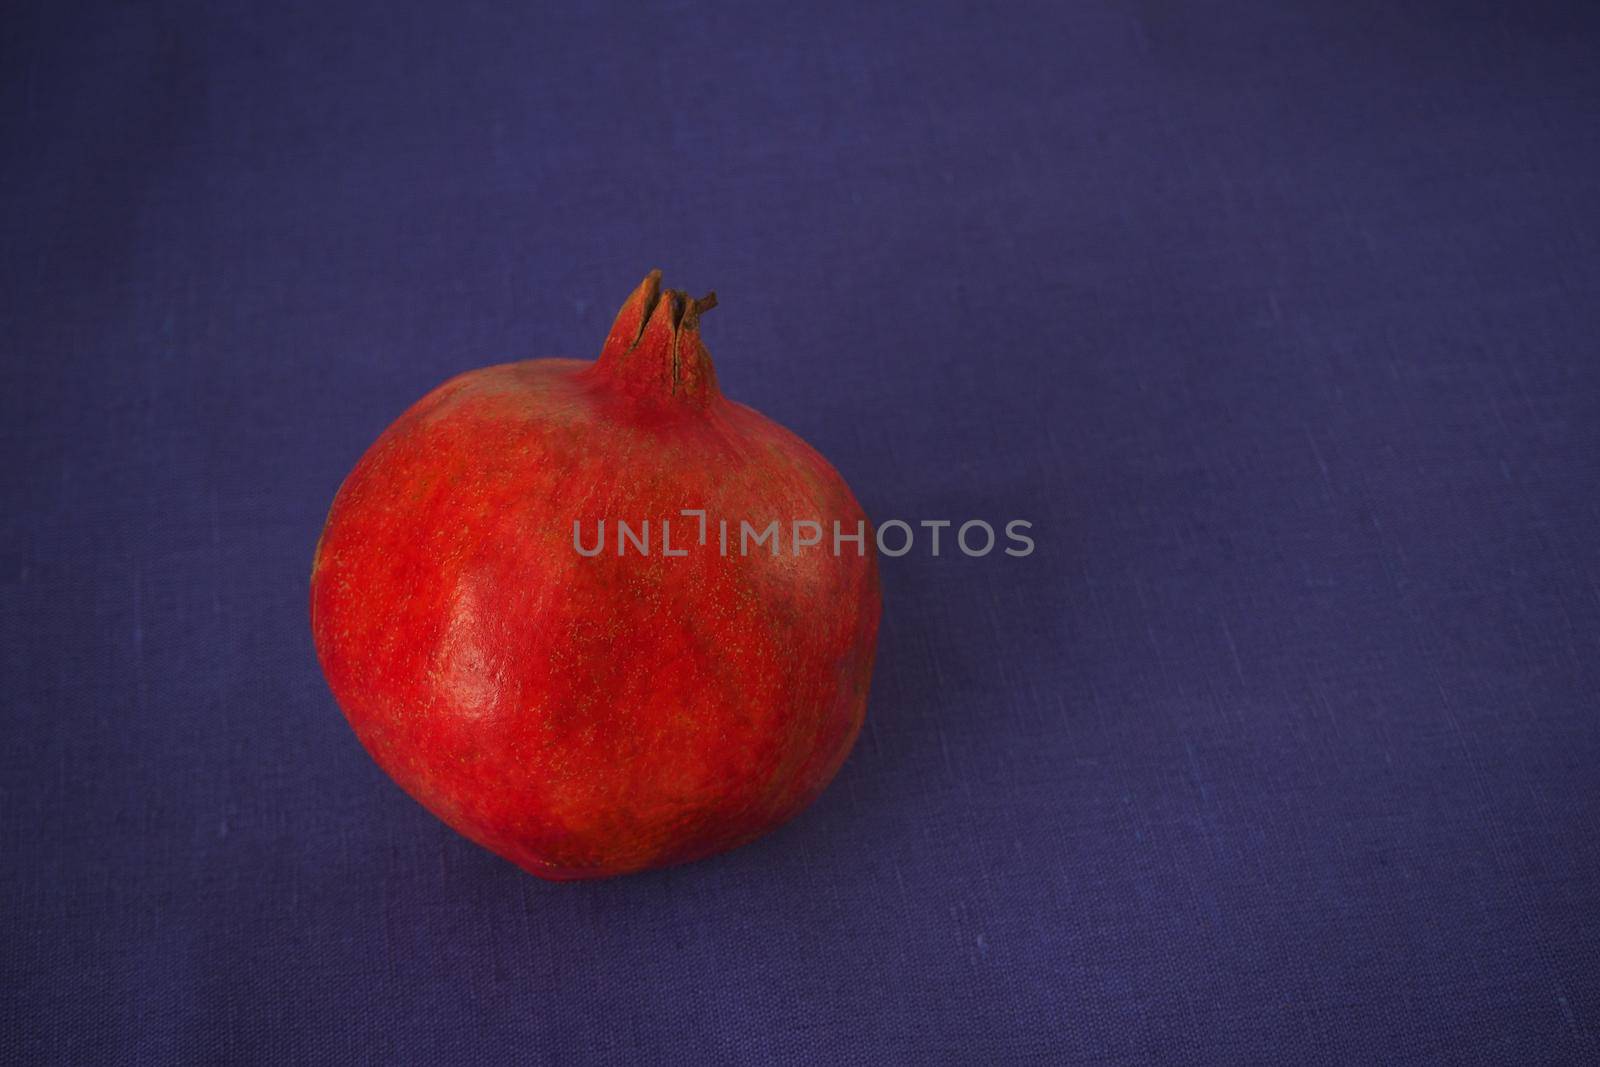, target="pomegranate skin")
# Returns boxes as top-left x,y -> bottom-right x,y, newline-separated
310,273 -> 880,880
